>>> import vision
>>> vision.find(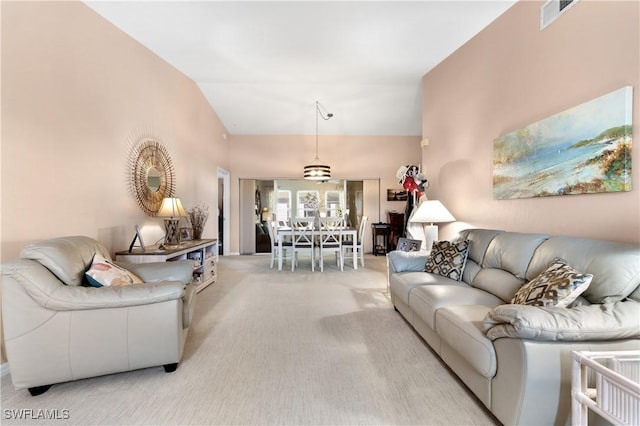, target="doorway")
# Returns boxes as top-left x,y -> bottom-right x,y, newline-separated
217,168 -> 230,256
238,178 -> 379,255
